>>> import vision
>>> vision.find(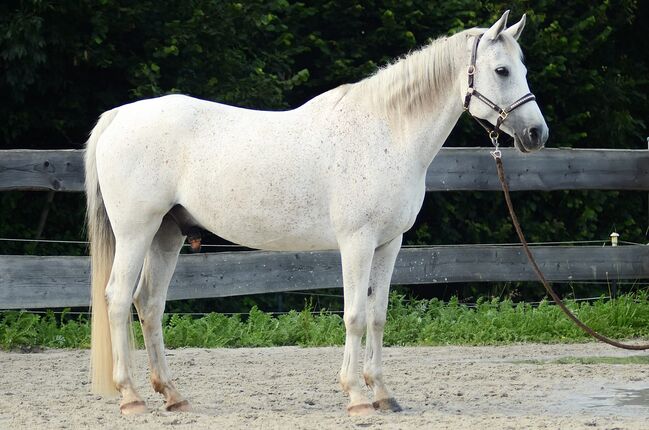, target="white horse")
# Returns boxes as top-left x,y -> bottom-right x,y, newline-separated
86,11 -> 548,415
